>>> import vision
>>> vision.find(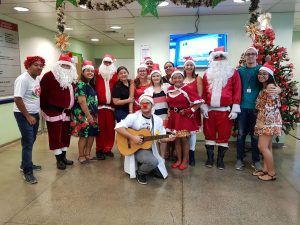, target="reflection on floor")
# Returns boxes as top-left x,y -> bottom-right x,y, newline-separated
0,127 -> 299,225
